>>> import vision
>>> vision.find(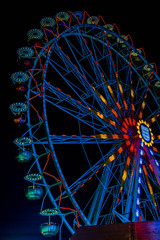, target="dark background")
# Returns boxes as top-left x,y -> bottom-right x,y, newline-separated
2,2 -> 160,239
